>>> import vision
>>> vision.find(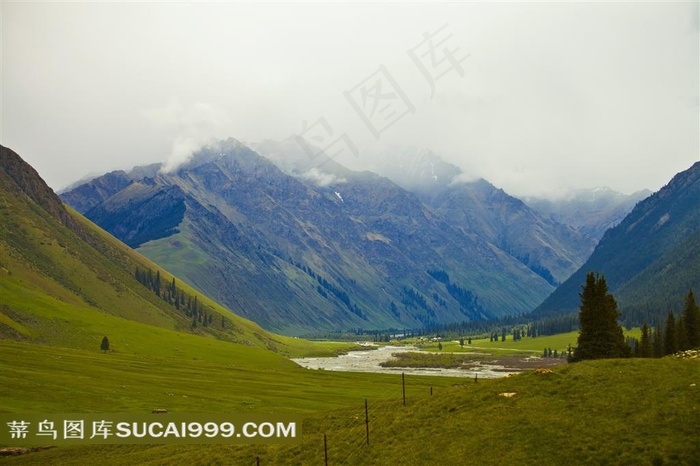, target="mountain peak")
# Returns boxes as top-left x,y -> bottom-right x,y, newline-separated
534,160 -> 700,320
1,145 -> 85,236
